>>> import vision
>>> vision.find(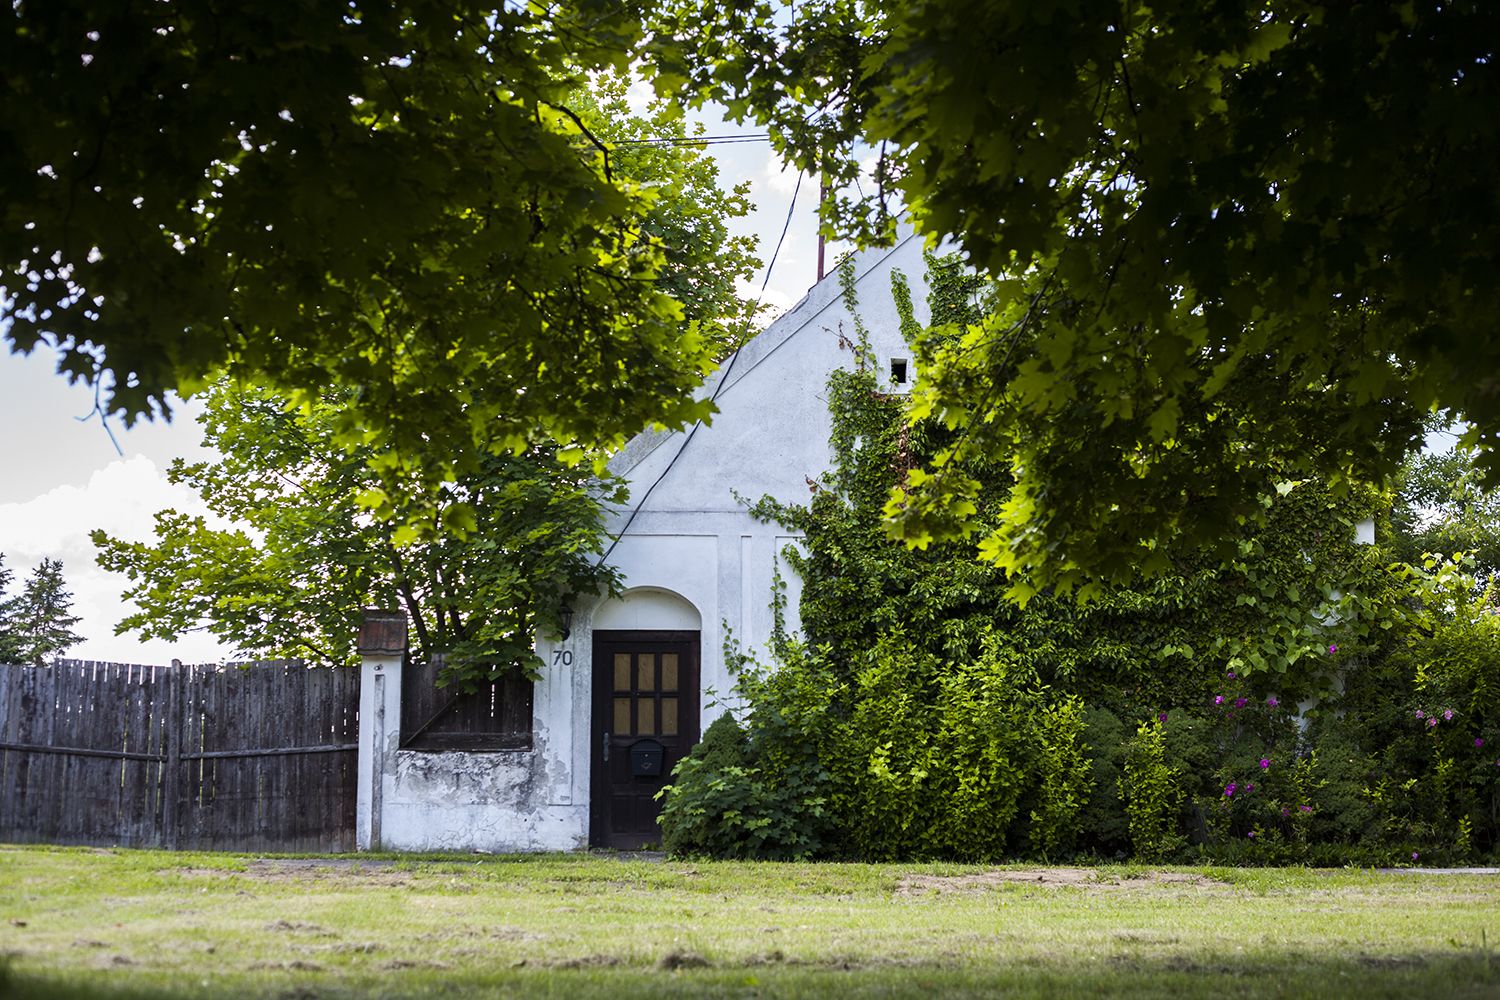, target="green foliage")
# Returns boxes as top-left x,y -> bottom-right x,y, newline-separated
1390,444 -> 1500,582
664,255 -> 1500,865
567,74 -> 763,361
657,713 -> 828,861
1029,696 -> 1093,858
1121,720 -> 1182,862
649,0 -> 1500,594
1155,687 -> 1307,857
0,556 -> 84,665
0,554 -> 16,661
1077,707 -> 1129,854
92,382 -> 618,686
832,639 -> 1040,862
3,10 -> 754,531
1332,565 -> 1500,858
